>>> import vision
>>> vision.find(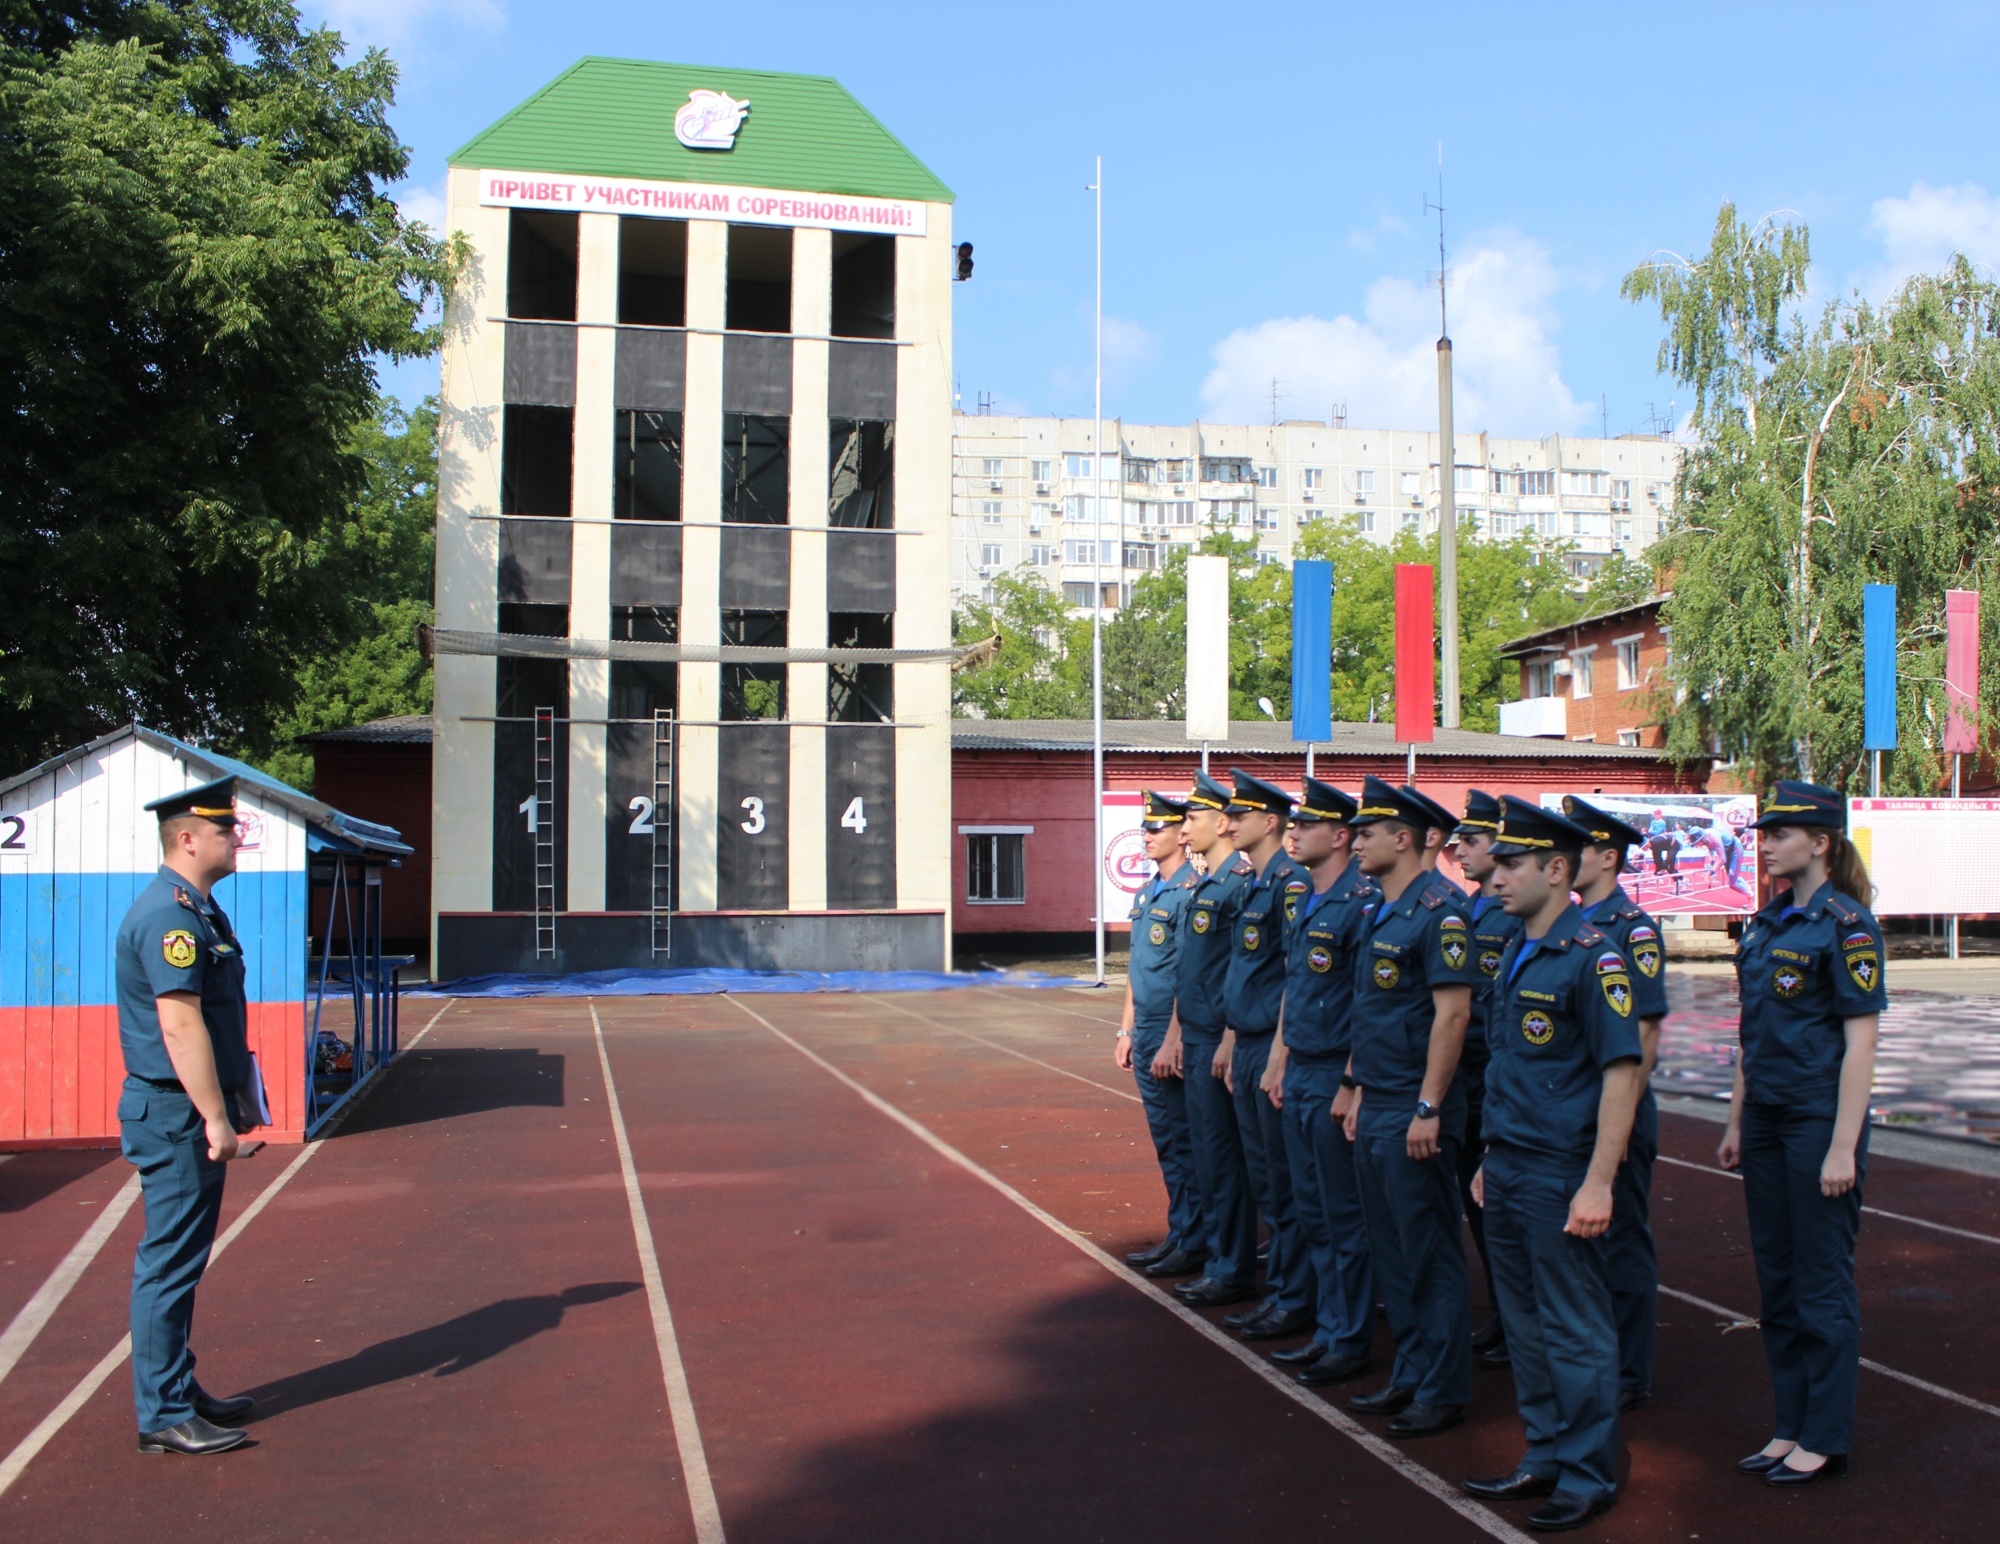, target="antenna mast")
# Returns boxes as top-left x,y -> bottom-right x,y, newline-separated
1427,148 -> 1460,729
